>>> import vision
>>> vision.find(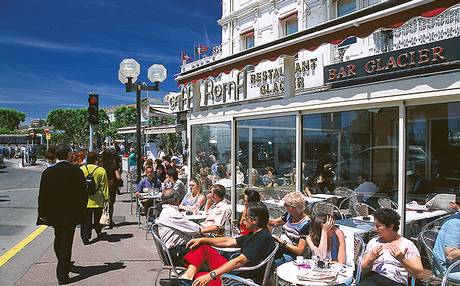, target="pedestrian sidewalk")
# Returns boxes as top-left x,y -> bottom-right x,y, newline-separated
15,186 -> 164,286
